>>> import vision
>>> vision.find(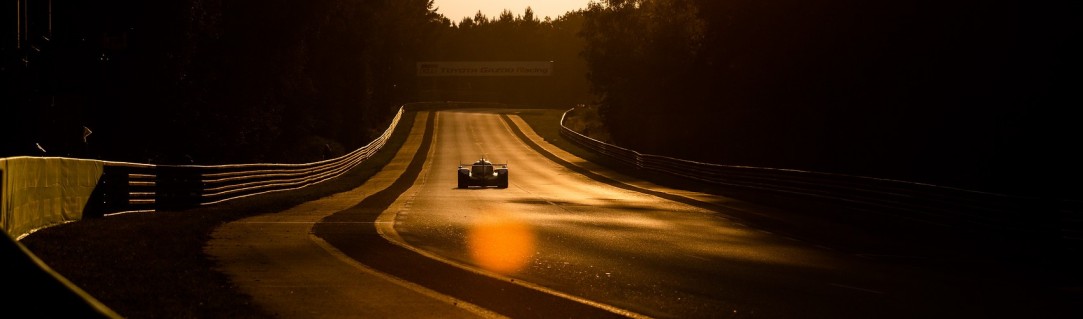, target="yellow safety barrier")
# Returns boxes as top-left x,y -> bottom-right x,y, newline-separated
1,157 -> 103,239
